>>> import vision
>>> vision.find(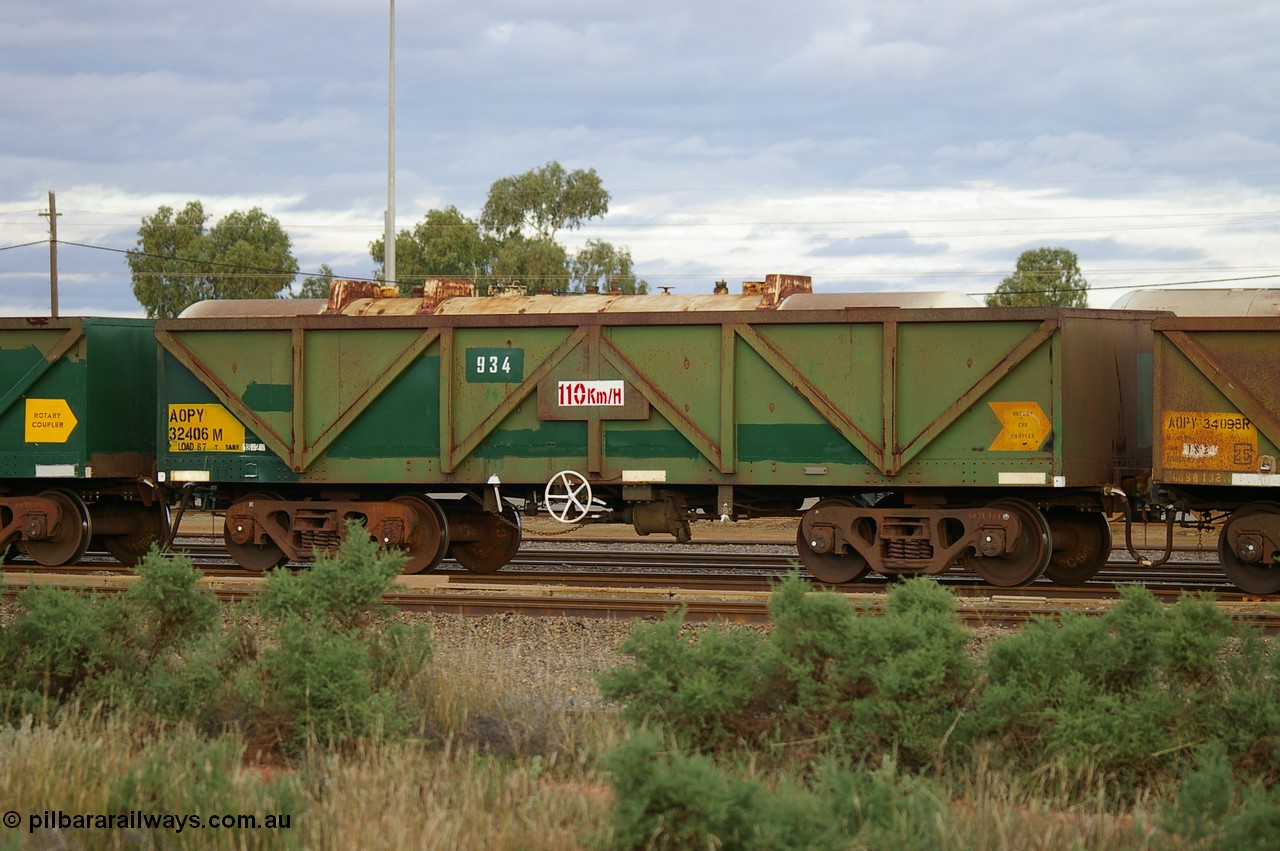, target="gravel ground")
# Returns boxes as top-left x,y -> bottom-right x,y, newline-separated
414,517 -> 800,702
415,612 -> 641,704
